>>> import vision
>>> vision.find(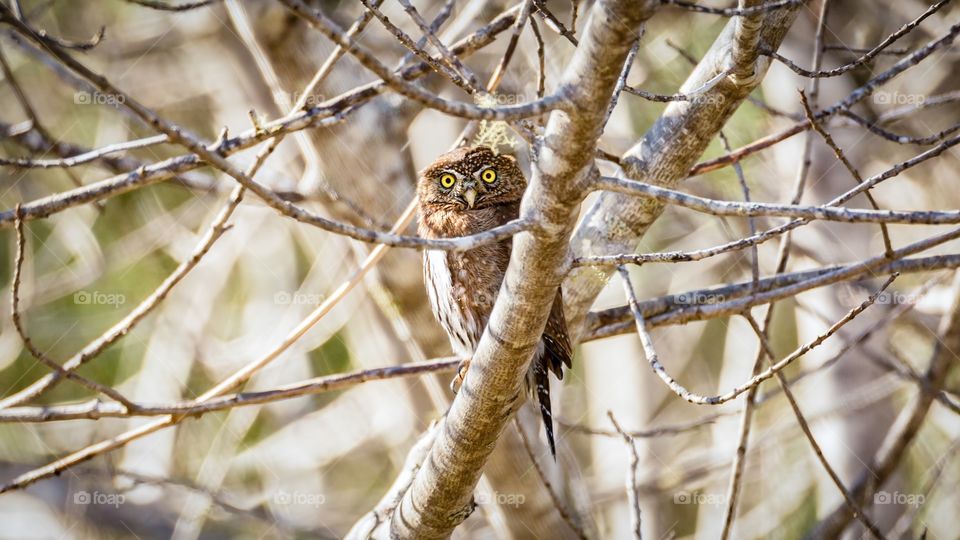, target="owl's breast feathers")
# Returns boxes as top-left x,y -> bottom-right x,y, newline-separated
419,205 -> 513,355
